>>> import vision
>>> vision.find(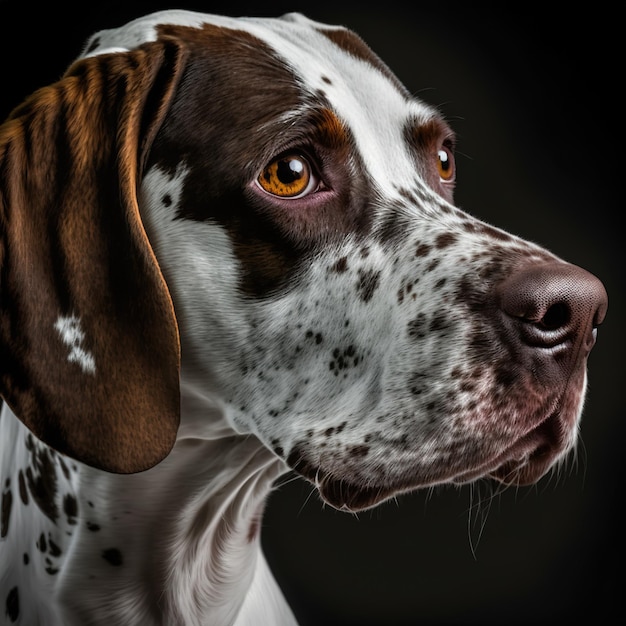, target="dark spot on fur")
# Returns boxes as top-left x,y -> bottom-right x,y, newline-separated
102,548 -> 123,566
408,372 -> 428,396
397,186 -> 419,205
398,278 -> 420,304
454,277 -> 490,315
435,232 -> 457,249
476,223 -> 513,241
87,521 -> 101,532
349,445 -> 370,458
376,207 -> 413,243
407,314 -> 427,339
429,316 -> 450,333
330,256 -> 348,273
357,269 -> 381,303
48,537 -> 62,558
1,486 -> 12,538
425,258 -> 440,272
329,346 -> 361,376
305,330 -> 323,344
63,494 -> 78,525
23,553 -> 29,565
5,586 -> 19,622
321,75 -> 332,84
58,458 -> 71,481
425,399 -> 448,416
495,364 -> 517,389
25,446 -> 59,523
37,533 -> 47,552
434,278 -> 446,289
415,243 -> 431,257
162,193 -> 172,206
460,381 -> 475,392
